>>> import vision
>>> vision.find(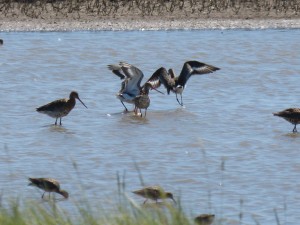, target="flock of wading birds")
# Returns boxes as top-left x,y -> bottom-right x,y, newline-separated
30,59 -> 299,225
1,38 -> 297,224
31,60 -> 221,225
